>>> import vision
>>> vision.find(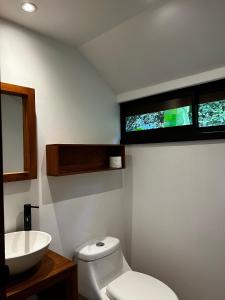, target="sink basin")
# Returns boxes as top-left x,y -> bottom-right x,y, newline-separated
5,231 -> 52,275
